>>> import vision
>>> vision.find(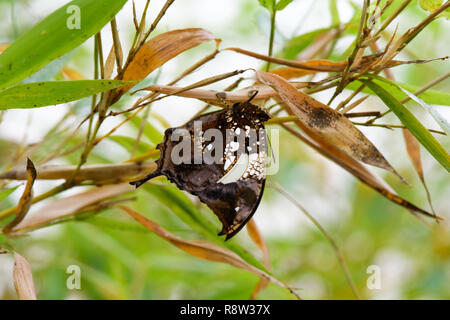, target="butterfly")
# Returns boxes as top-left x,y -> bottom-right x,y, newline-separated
130,94 -> 270,240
